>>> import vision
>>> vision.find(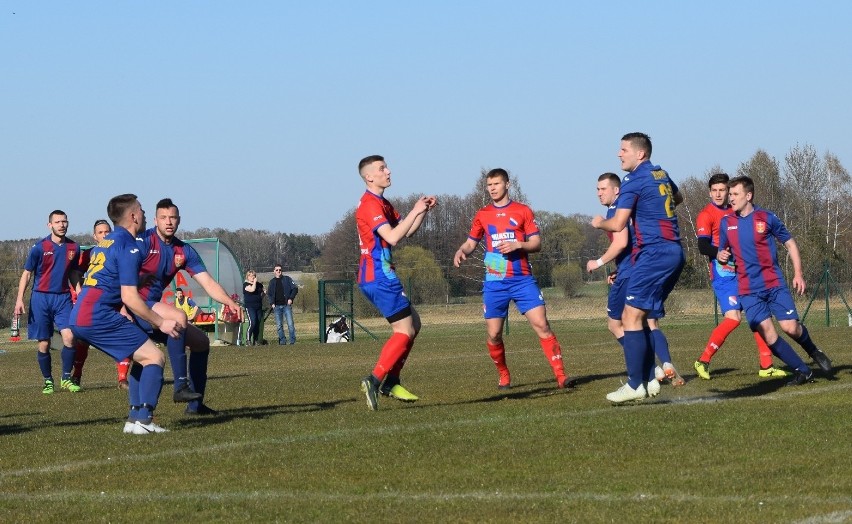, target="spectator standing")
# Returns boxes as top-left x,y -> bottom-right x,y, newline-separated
268,265 -> 298,345
243,270 -> 265,345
